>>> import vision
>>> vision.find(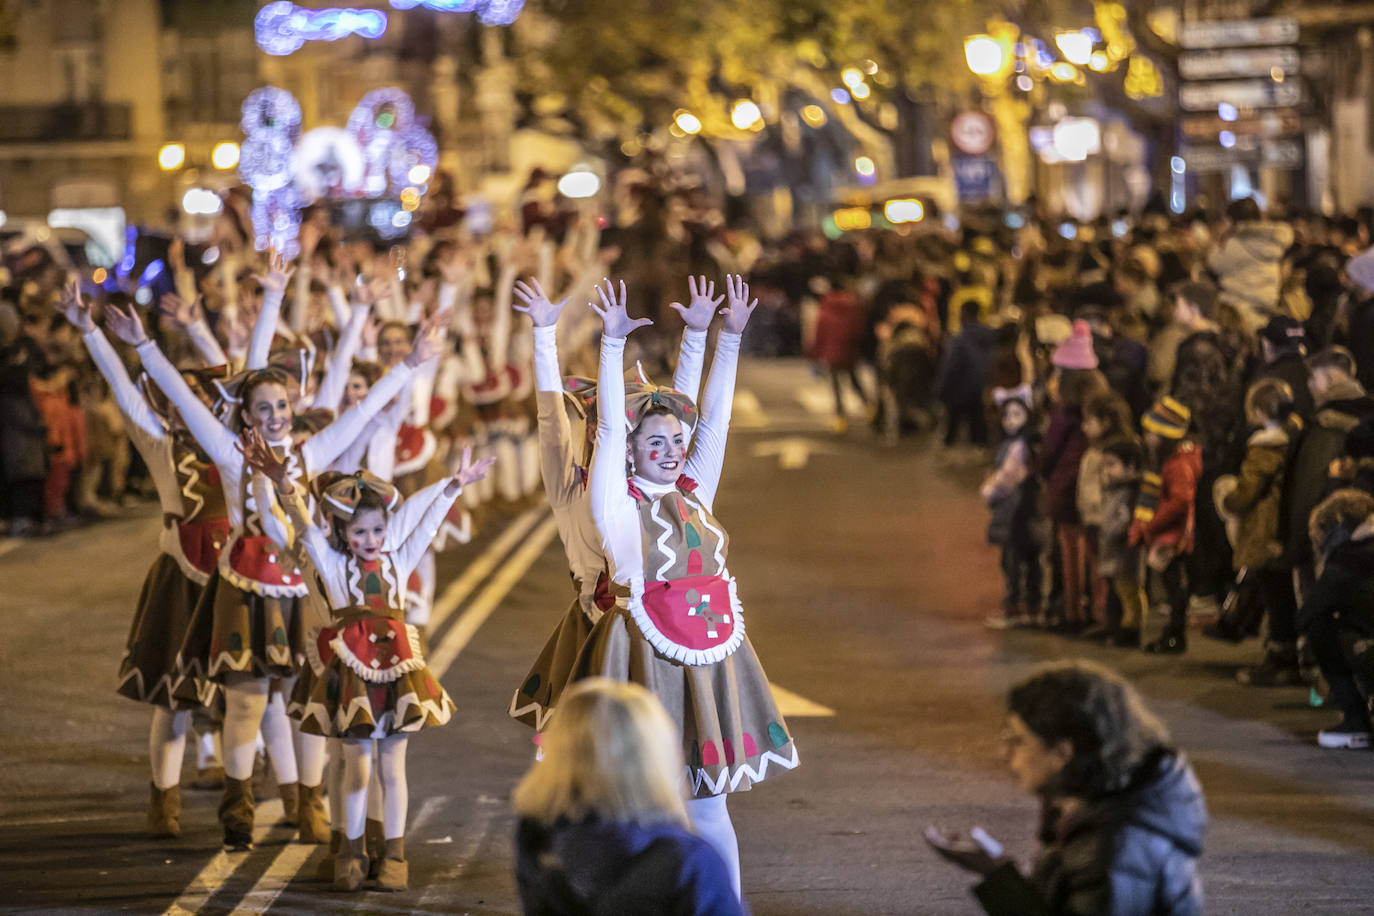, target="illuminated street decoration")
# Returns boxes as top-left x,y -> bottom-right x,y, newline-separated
255,2 -> 388,56
346,88 -> 439,198
293,127 -> 367,202
388,0 -> 524,25
239,87 -> 304,255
